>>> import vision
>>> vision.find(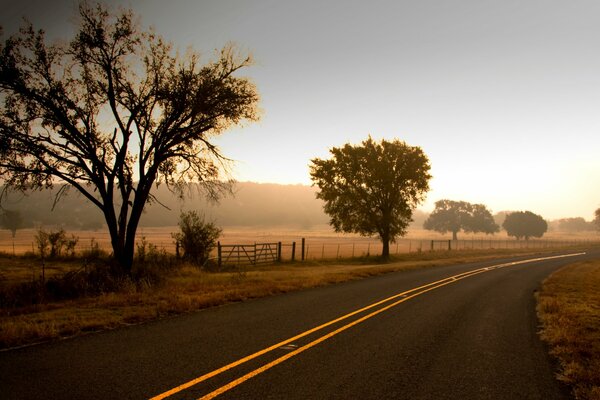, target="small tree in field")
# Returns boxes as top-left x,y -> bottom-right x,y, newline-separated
594,208 -> 600,231
172,211 -> 221,266
0,209 -> 23,238
0,2 -> 259,275
503,211 -> 547,240
310,137 -> 431,259
424,200 -> 498,240
424,200 -> 471,240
